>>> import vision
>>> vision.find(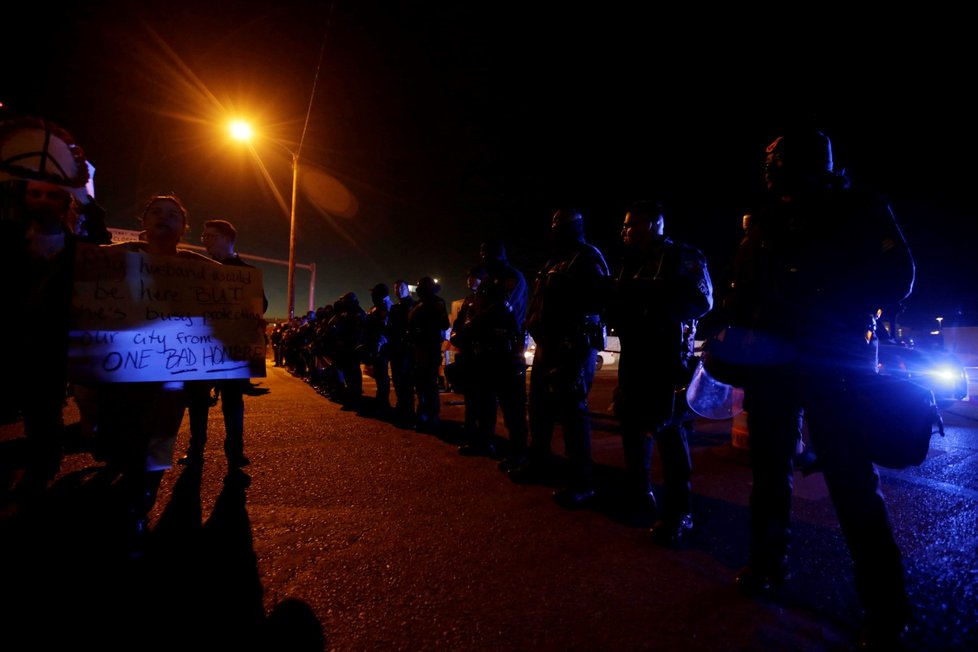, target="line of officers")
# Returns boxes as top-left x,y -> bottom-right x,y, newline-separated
271,201 -> 707,541
451,203 -> 710,543
276,129 -> 916,649
445,130 -> 915,650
